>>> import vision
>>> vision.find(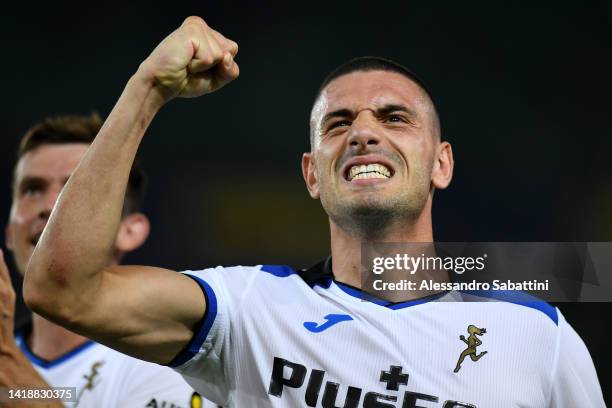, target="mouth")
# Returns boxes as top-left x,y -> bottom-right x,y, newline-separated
343,156 -> 395,182
347,163 -> 392,181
